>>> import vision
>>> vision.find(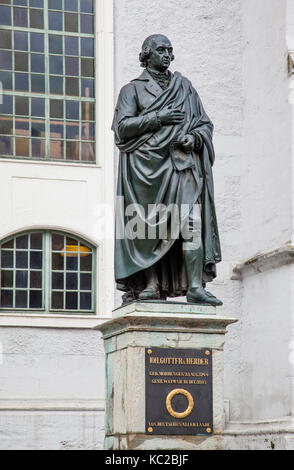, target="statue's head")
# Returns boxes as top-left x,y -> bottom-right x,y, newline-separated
139,34 -> 174,71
